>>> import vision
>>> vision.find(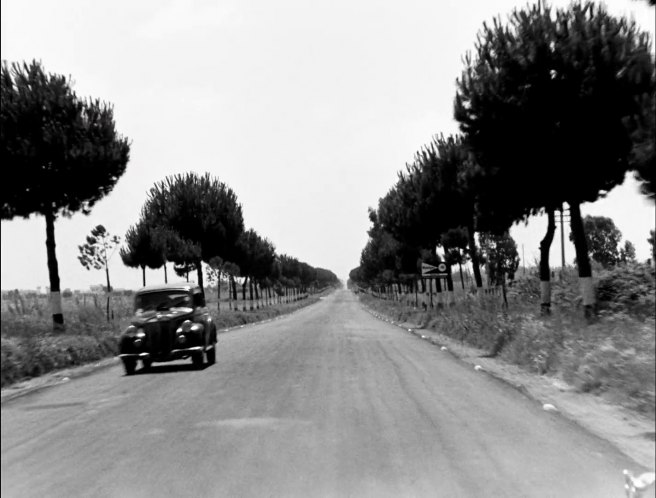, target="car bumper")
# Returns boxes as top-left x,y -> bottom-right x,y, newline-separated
119,345 -> 212,361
